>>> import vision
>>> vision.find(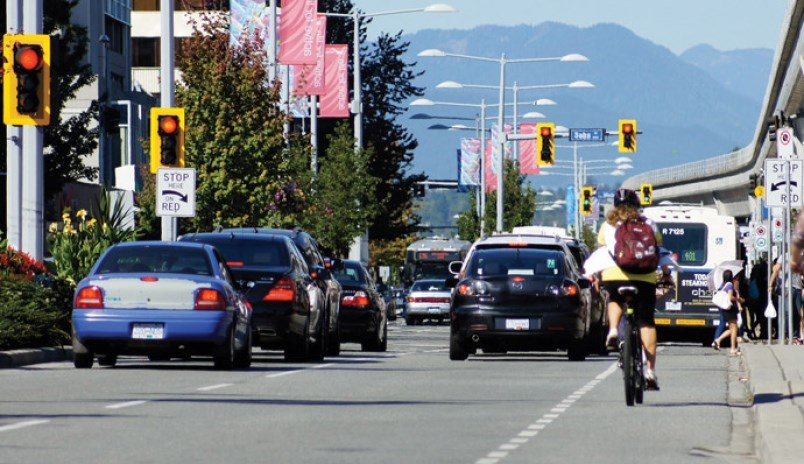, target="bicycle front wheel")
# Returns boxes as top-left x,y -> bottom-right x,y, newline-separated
622,318 -> 636,406
635,329 -> 644,404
